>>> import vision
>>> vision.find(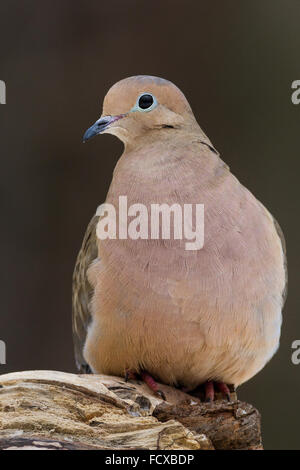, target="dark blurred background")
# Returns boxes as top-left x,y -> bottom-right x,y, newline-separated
0,0 -> 299,449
